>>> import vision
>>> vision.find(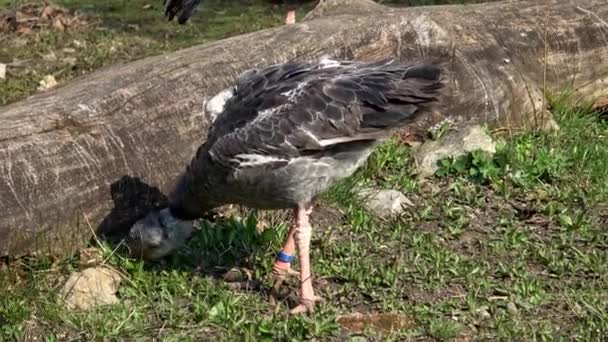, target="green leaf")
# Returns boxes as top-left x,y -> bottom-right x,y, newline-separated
558,213 -> 574,228
260,228 -> 276,244
208,301 -> 225,320
453,157 -> 468,173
